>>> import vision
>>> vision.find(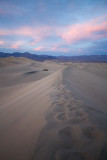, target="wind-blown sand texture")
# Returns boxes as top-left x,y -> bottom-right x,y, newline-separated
0,59 -> 107,160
